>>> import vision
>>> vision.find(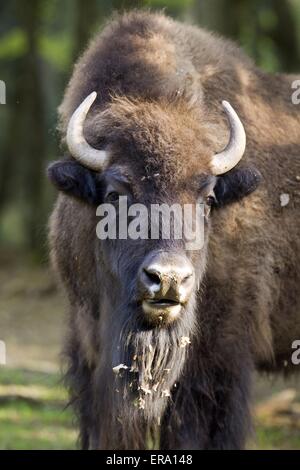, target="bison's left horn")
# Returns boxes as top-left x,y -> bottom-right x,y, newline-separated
66,91 -> 108,171
210,101 -> 246,175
